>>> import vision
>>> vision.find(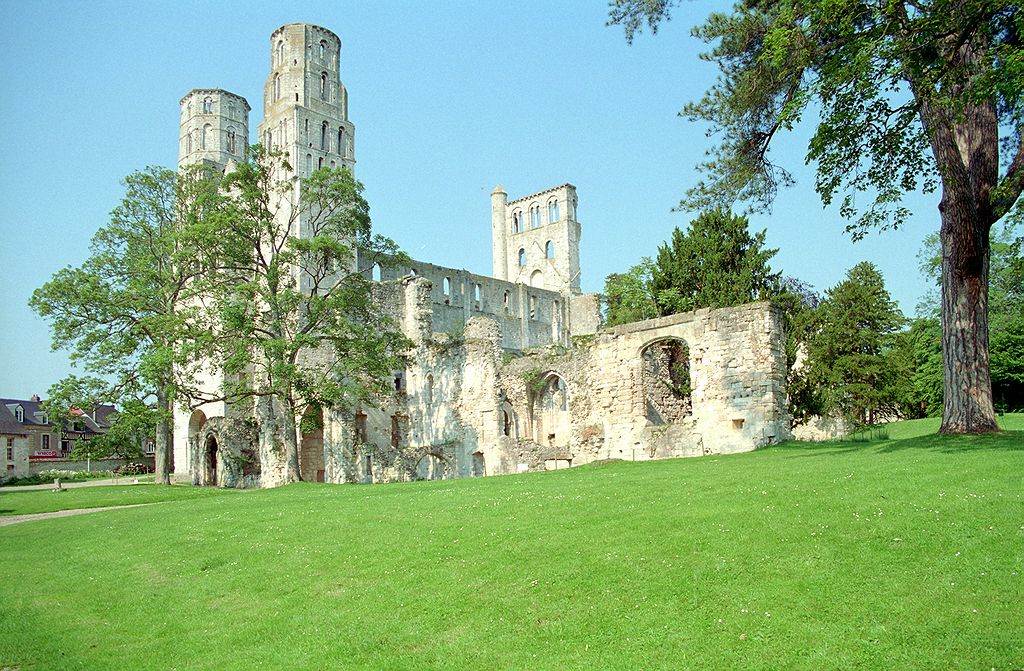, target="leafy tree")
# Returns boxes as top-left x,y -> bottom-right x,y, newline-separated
609,0 -> 1023,433
31,166 -> 224,483
602,257 -> 659,327
212,147 -> 410,482
806,262 -> 908,425
650,209 -> 782,314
